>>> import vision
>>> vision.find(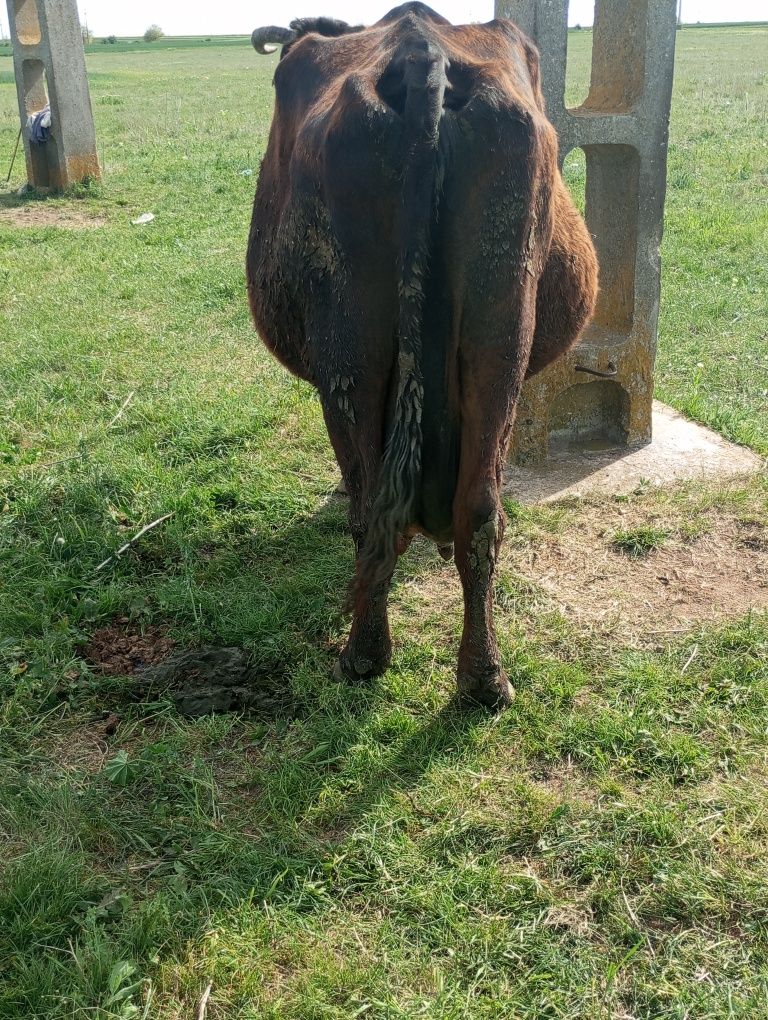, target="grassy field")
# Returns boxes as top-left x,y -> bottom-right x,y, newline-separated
1,22 -> 767,1020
